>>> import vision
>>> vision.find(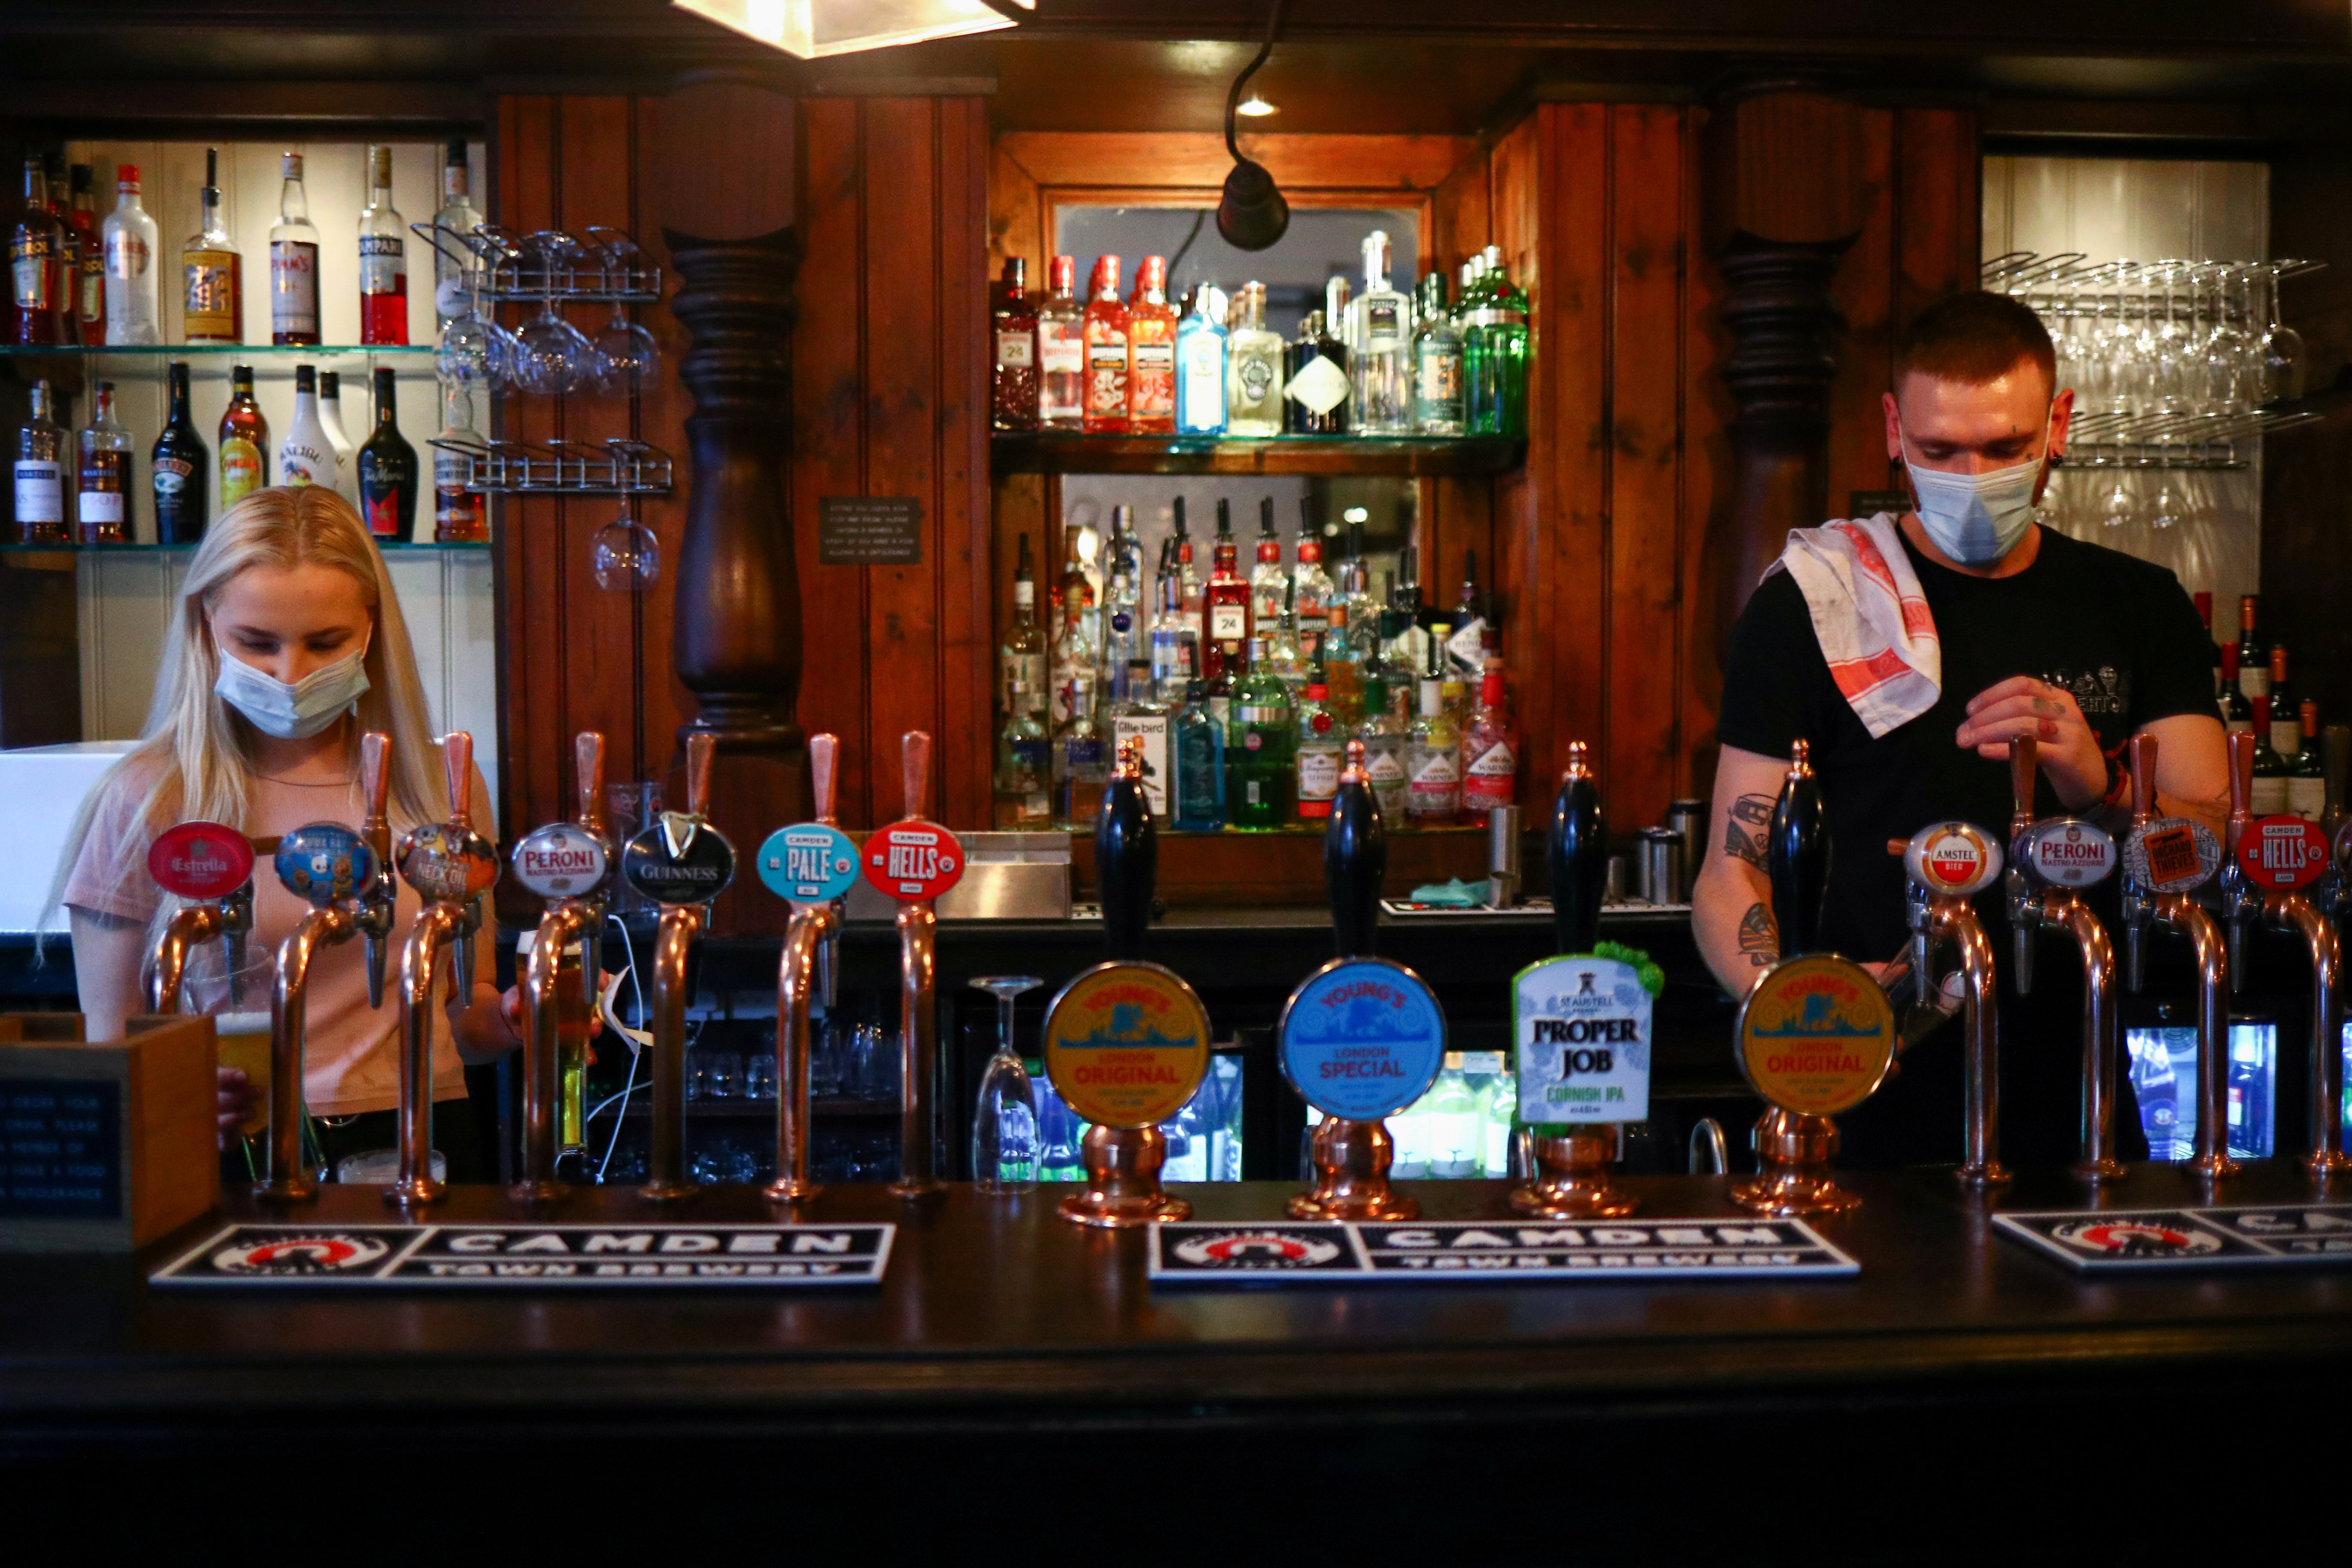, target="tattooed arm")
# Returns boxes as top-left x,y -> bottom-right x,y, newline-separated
1691,743 -> 1795,998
